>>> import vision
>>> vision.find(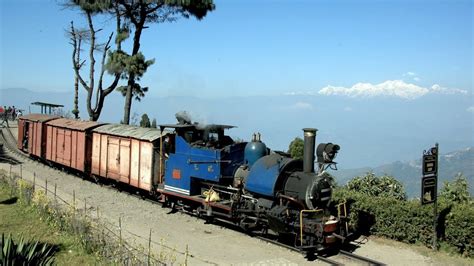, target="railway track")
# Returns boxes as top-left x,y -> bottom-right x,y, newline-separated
254,235 -> 385,265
